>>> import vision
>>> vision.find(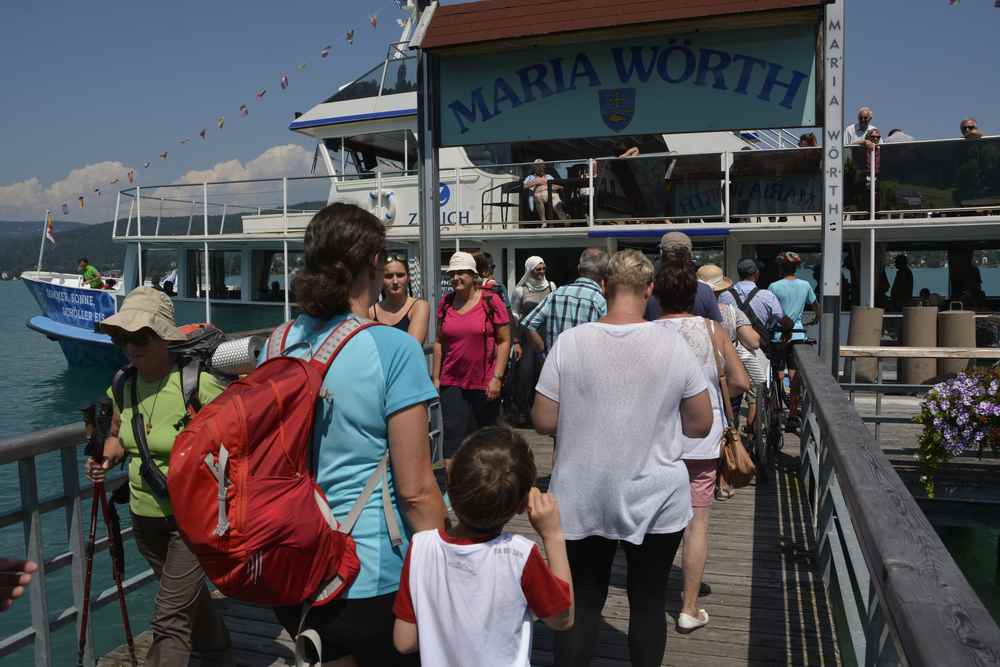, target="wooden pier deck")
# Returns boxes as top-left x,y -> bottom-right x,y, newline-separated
101,429 -> 841,666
